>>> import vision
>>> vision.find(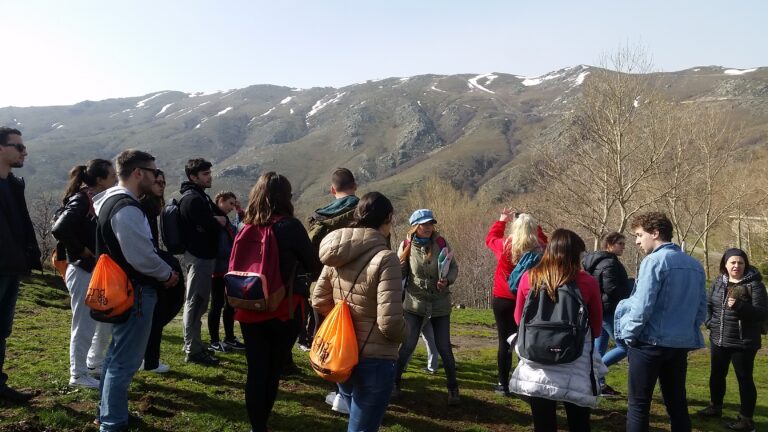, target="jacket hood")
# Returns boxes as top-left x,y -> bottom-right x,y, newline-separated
319,227 -> 388,267
314,195 -> 359,218
582,251 -> 615,273
180,181 -> 205,195
93,186 -> 137,217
